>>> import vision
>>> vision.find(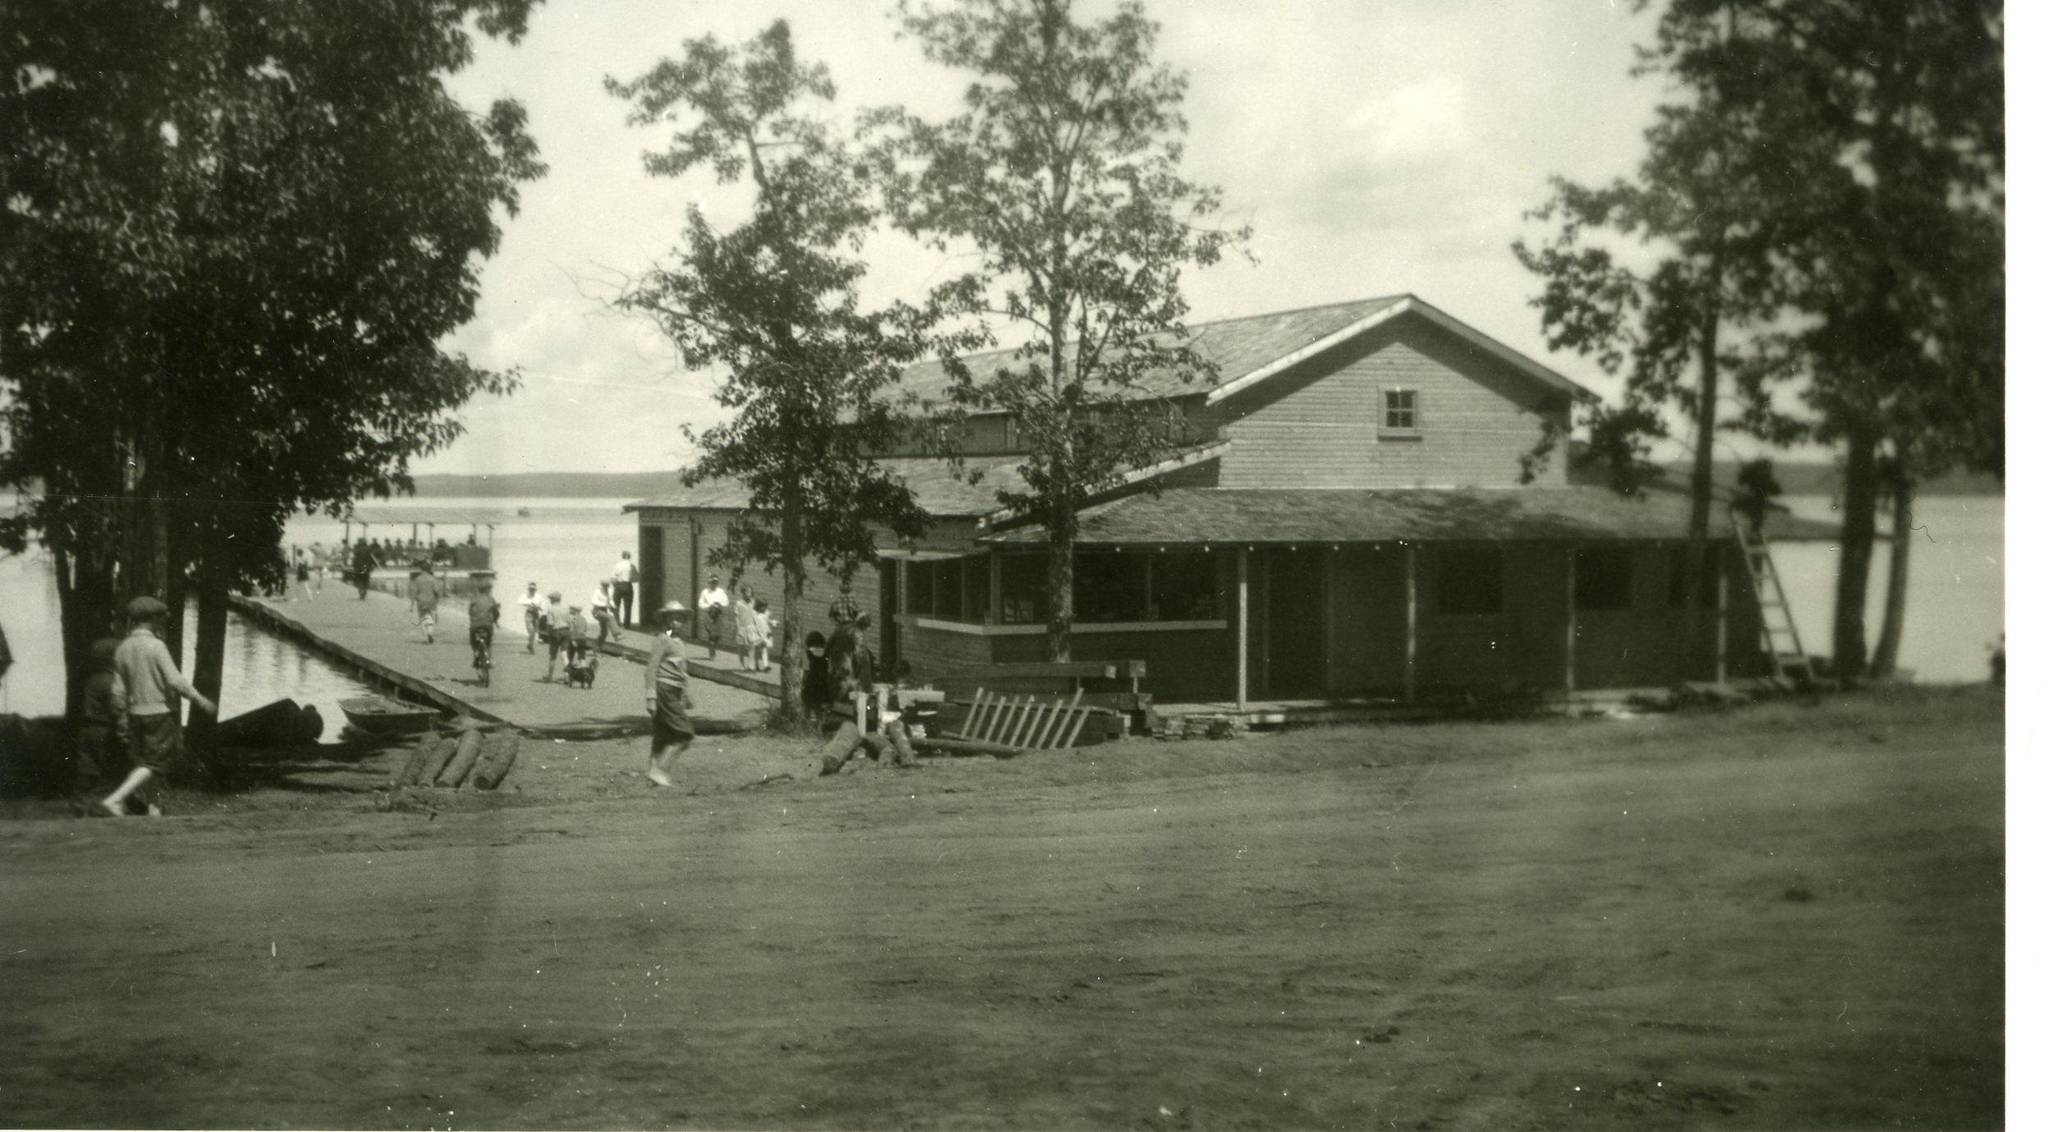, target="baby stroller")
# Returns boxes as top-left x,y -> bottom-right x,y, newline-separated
564,638 -> 598,689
